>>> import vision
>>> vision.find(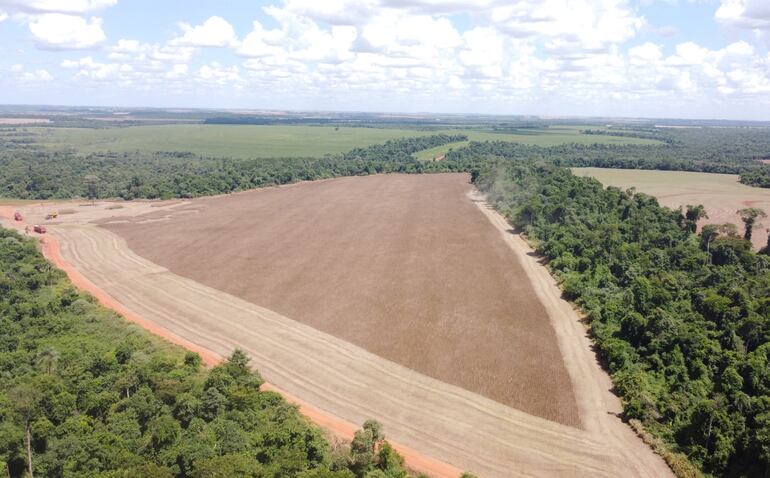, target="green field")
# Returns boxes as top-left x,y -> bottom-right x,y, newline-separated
30,124 -> 661,159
